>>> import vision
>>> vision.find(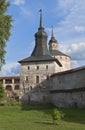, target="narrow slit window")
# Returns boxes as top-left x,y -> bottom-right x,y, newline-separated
36,76 -> 39,83
26,76 -> 28,82
28,66 -> 30,70
46,65 -> 48,69
37,66 -> 39,70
